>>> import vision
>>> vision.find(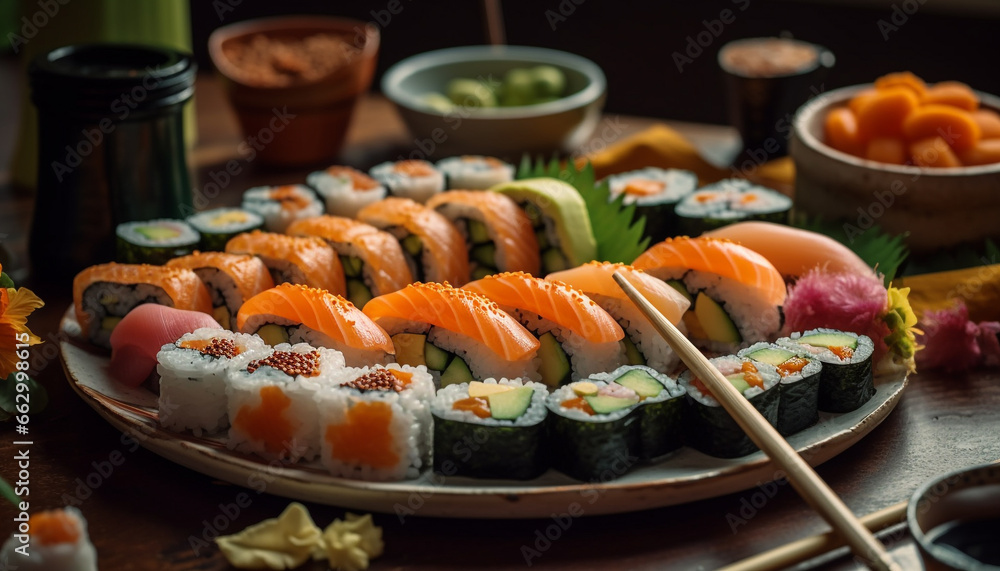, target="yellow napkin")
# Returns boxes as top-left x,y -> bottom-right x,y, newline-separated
581,124 -> 795,193
897,266 -> 1000,322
